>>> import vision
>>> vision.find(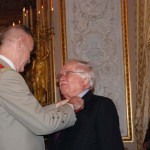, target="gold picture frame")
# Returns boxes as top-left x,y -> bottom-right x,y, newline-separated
121,0 -> 133,142
58,0 -> 133,142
